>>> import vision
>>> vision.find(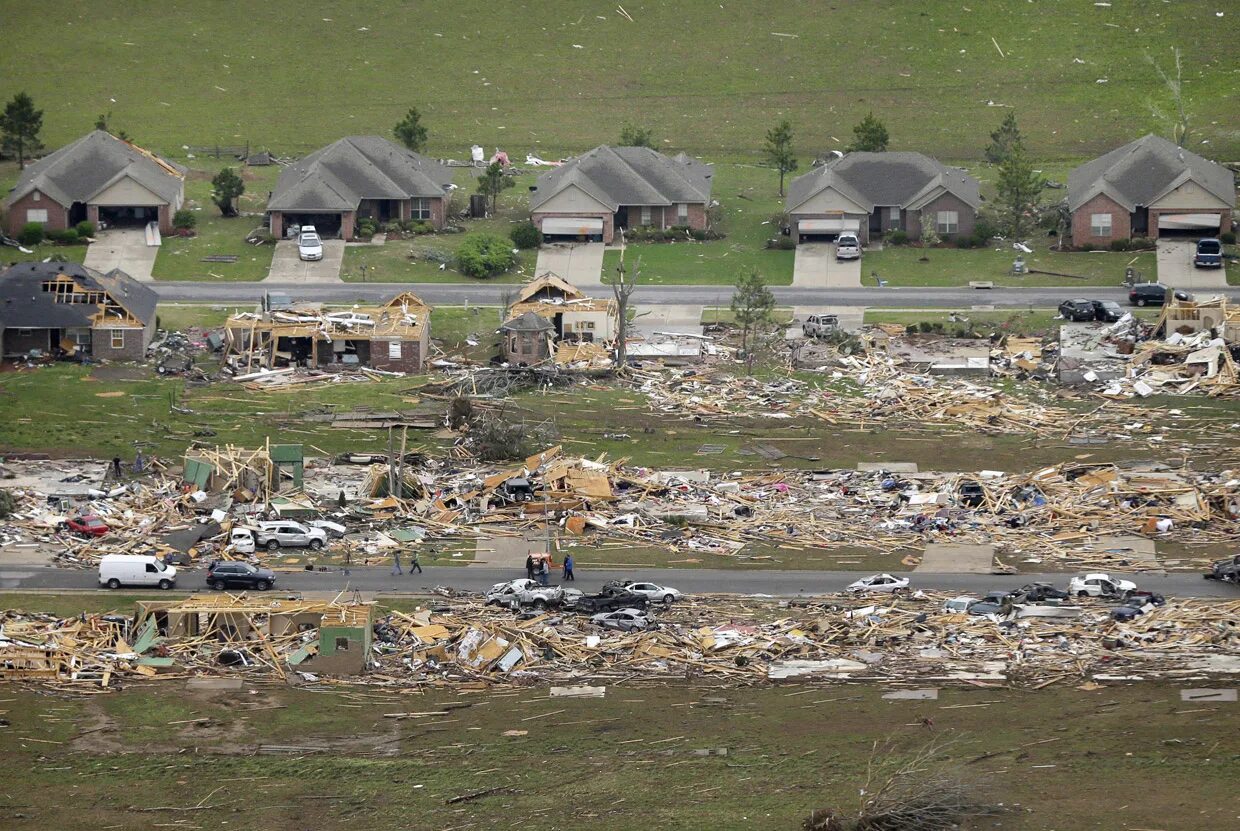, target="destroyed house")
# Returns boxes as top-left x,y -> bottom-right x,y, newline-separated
1158,296 -> 1240,341
499,311 -> 555,365
0,261 -> 157,359
3,130 -> 186,236
266,136 -> 454,240
223,291 -> 431,372
1068,134 -> 1235,244
505,274 -> 618,344
785,152 -> 980,244
529,145 -> 713,243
